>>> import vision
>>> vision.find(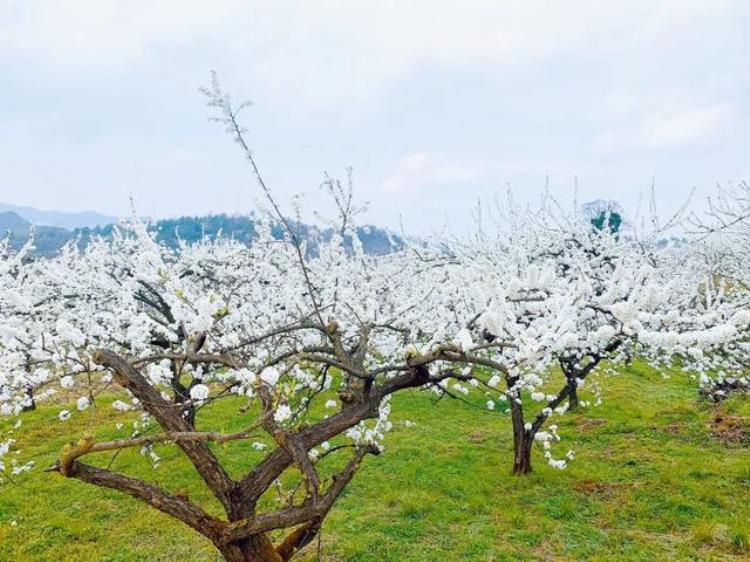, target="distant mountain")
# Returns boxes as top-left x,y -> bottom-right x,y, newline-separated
2,211 -> 402,258
0,211 -> 28,233
0,212 -> 74,256
0,202 -> 117,230
77,214 -> 402,256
